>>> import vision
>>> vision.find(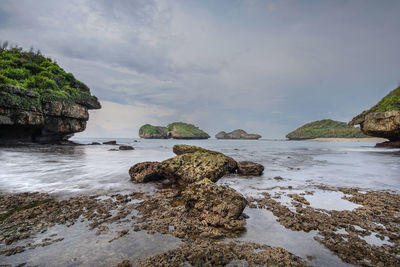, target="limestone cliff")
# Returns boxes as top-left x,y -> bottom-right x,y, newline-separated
349,86 -> 400,143
0,46 -> 100,143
